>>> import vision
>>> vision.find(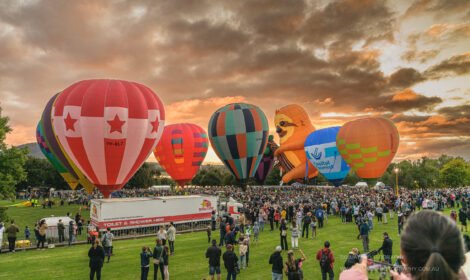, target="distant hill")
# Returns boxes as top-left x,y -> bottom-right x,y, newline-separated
17,143 -> 45,159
